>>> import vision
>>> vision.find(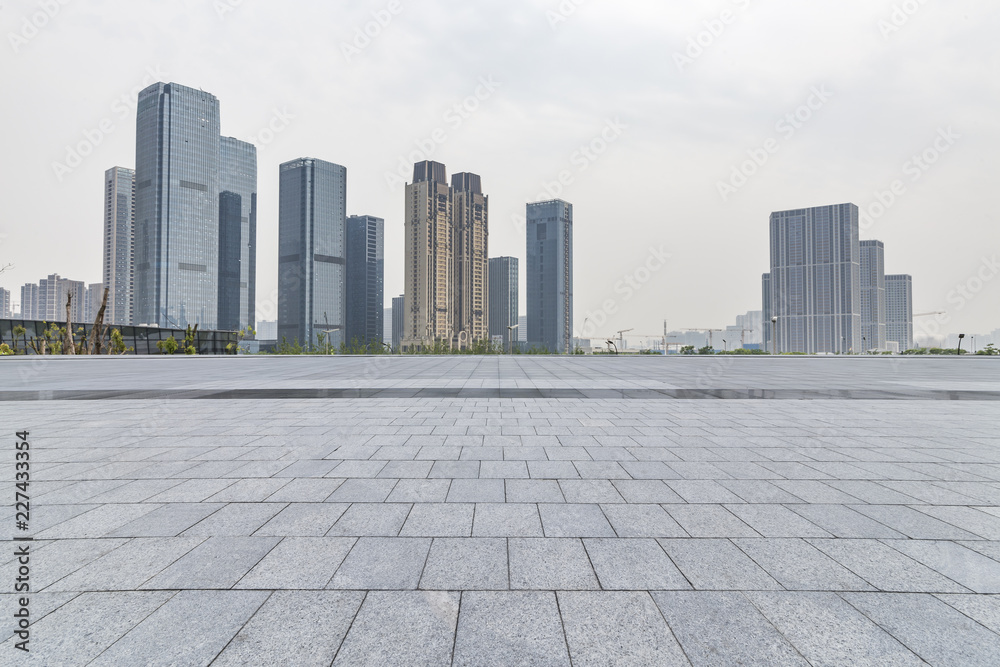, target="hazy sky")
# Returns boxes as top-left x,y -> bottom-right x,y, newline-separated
1,0 -> 998,343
